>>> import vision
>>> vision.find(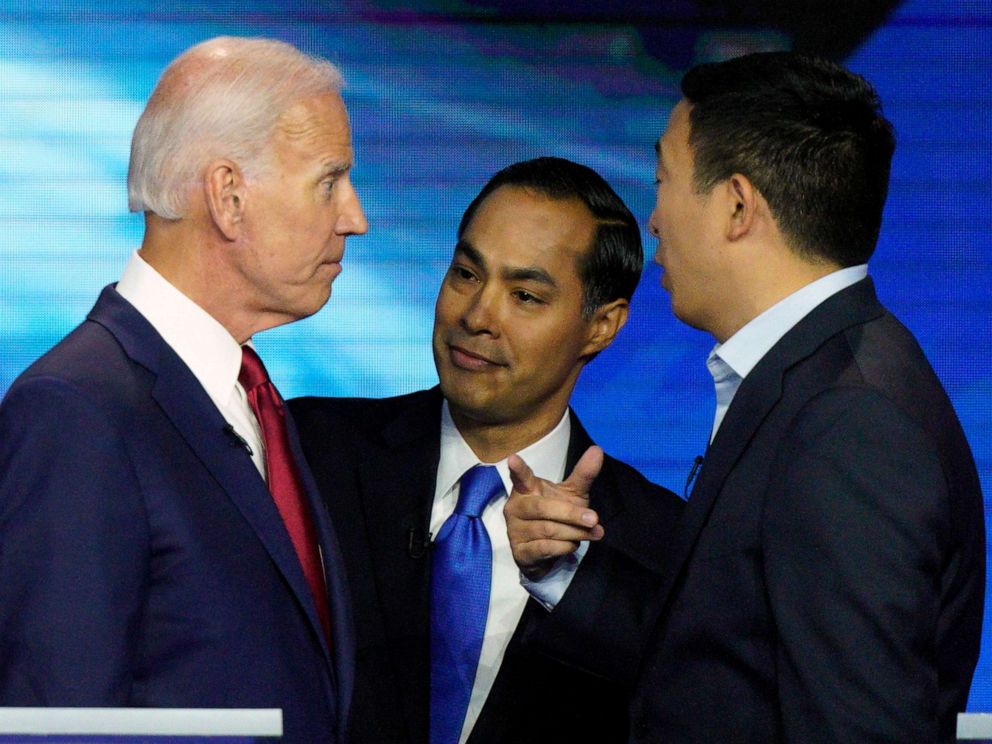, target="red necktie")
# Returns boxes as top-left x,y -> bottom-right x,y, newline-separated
239,345 -> 330,643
